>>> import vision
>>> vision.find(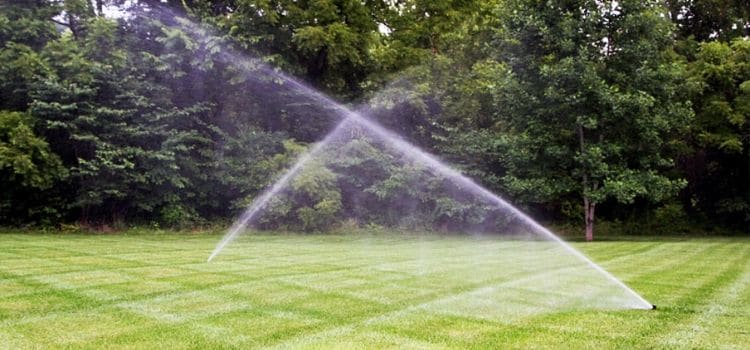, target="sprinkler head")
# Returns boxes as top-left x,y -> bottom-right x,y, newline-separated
651,304 -> 657,310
